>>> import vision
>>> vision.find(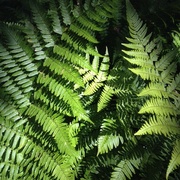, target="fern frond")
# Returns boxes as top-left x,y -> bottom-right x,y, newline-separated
48,0 -> 63,35
77,15 -> 104,32
25,104 -> 76,155
97,85 -> 115,112
36,73 -> 91,122
138,82 -> 170,98
167,73 -> 180,95
84,78 -> 104,95
30,1 -> 55,47
97,134 -> 123,155
0,115 -> 74,180
161,62 -> 177,84
43,57 -> 84,87
53,45 -> 92,70
166,140 -> 180,179
83,48 -> 110,95
111,158 -> 141,180
97,119 -> 123,155
172,25 -> 180,49
98,48 -> 110,82
0,99 -> 25,124
58,0 -> 71,25
155,50 -> 177,72
0,26 -> 38,108
129,67 -> 160,82
135,116 -> 180,136
69,23 -> 98,43
139,98 -> 178,116
23,21 -> 47,61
